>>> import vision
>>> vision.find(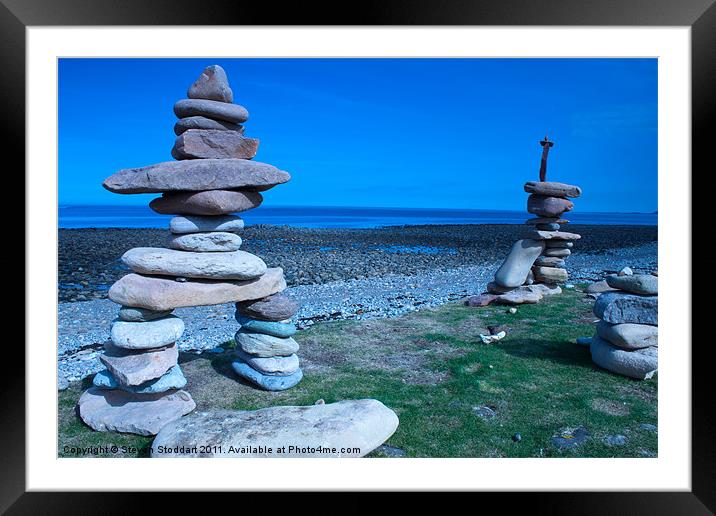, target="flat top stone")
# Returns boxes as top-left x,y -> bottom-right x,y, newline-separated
103,159 -> 290,194
526,217 -> 569,225
524,181 -> 582,198
169,215 -> 244,234
174,98 -> 248,124
236,293 -> 300,321
187,65 -> 233,103
525,230 -> 581,241
593,292 -> 658,325
606,274 -> 658,296
110,315 -> 185,350
151,399 -> 400,457
100,342 -> 179,386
